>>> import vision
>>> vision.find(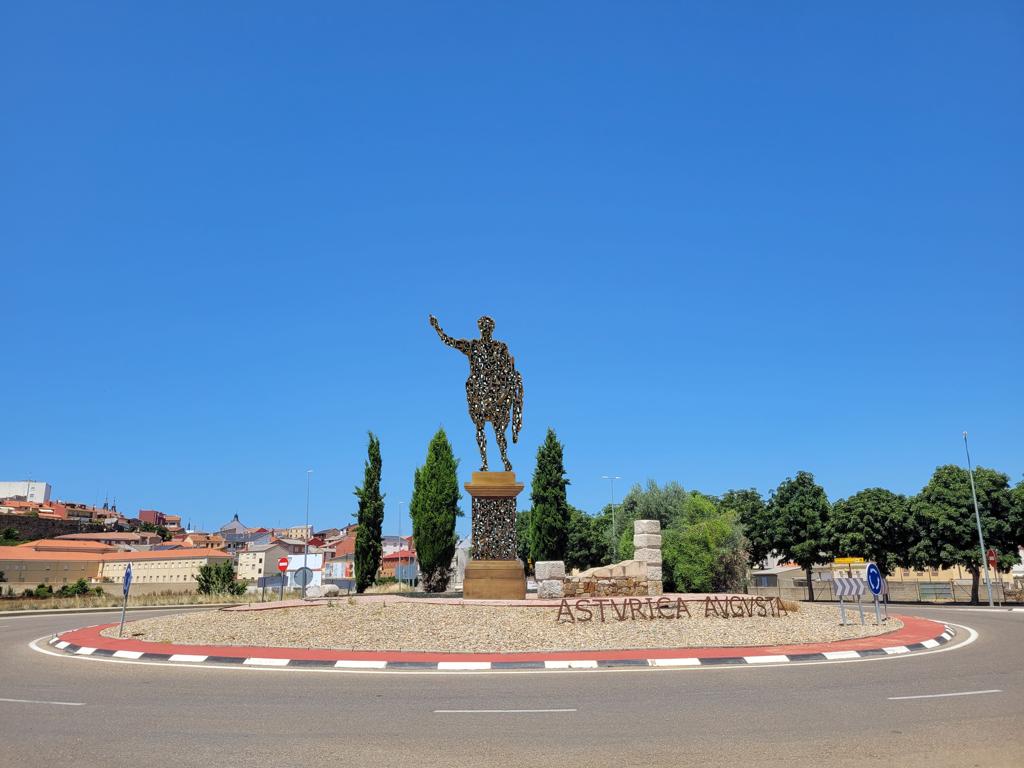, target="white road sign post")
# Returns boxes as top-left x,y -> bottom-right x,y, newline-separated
866,563 -> 883,625
118,562 -> 133,638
